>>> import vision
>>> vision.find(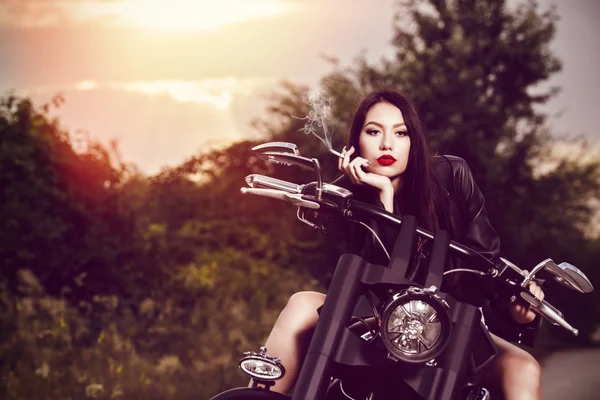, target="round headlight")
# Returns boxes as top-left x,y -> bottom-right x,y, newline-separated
380,287 -> 451,363
239,347 -> 285,381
